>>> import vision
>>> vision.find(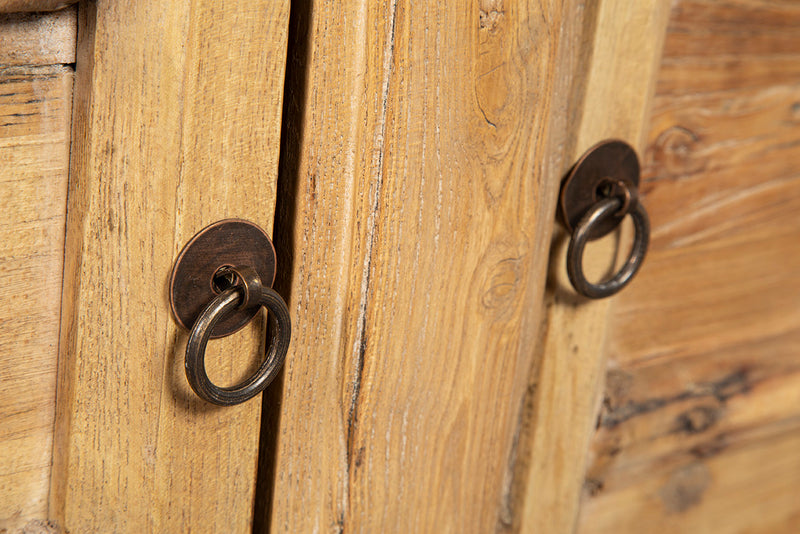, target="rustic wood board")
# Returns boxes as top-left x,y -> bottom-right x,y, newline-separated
577,1 -> 800,531
512,1 -> 671,532
262,1 -> 589,531
0,64 -> 73,534
0,7 -> 76,65
49,1 -> 289,532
